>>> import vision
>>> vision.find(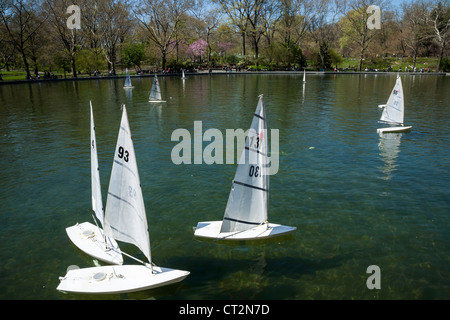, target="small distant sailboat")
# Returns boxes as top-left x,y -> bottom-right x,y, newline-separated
149,75 -> 166,102
377,74 -> 412,134
57,105 -> 189,294
303,69 -> 306,83
194,95 -> 296,241
182,69 -> 186,79
123,68 -> 134,89
65,102 -> 123,265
